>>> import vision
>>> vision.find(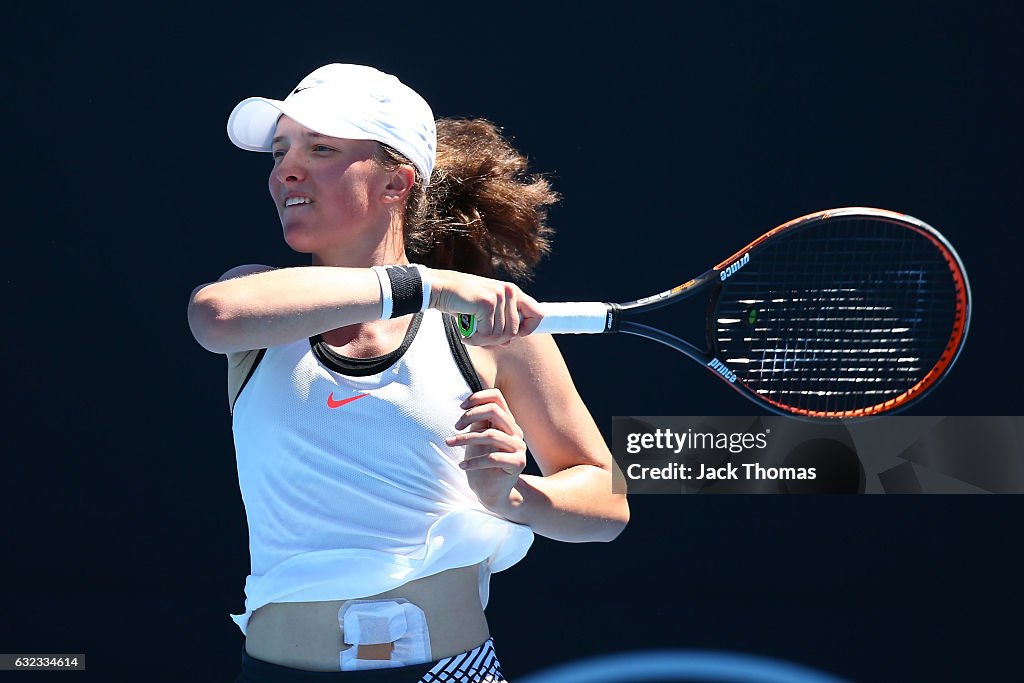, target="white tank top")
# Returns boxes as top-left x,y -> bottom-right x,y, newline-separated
229,310 -> 534,635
